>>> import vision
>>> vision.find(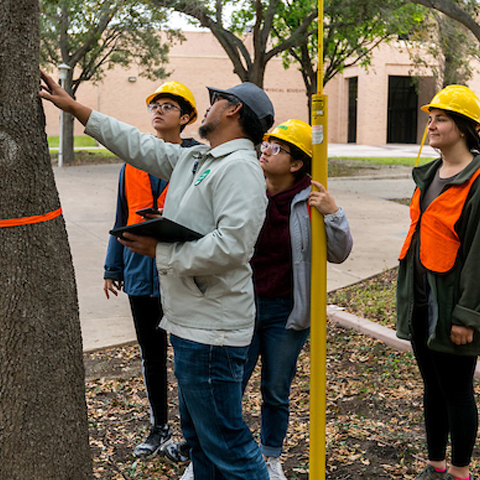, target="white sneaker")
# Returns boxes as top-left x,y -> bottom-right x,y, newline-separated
179,462 -> 194,480
266,457 -> 288,480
